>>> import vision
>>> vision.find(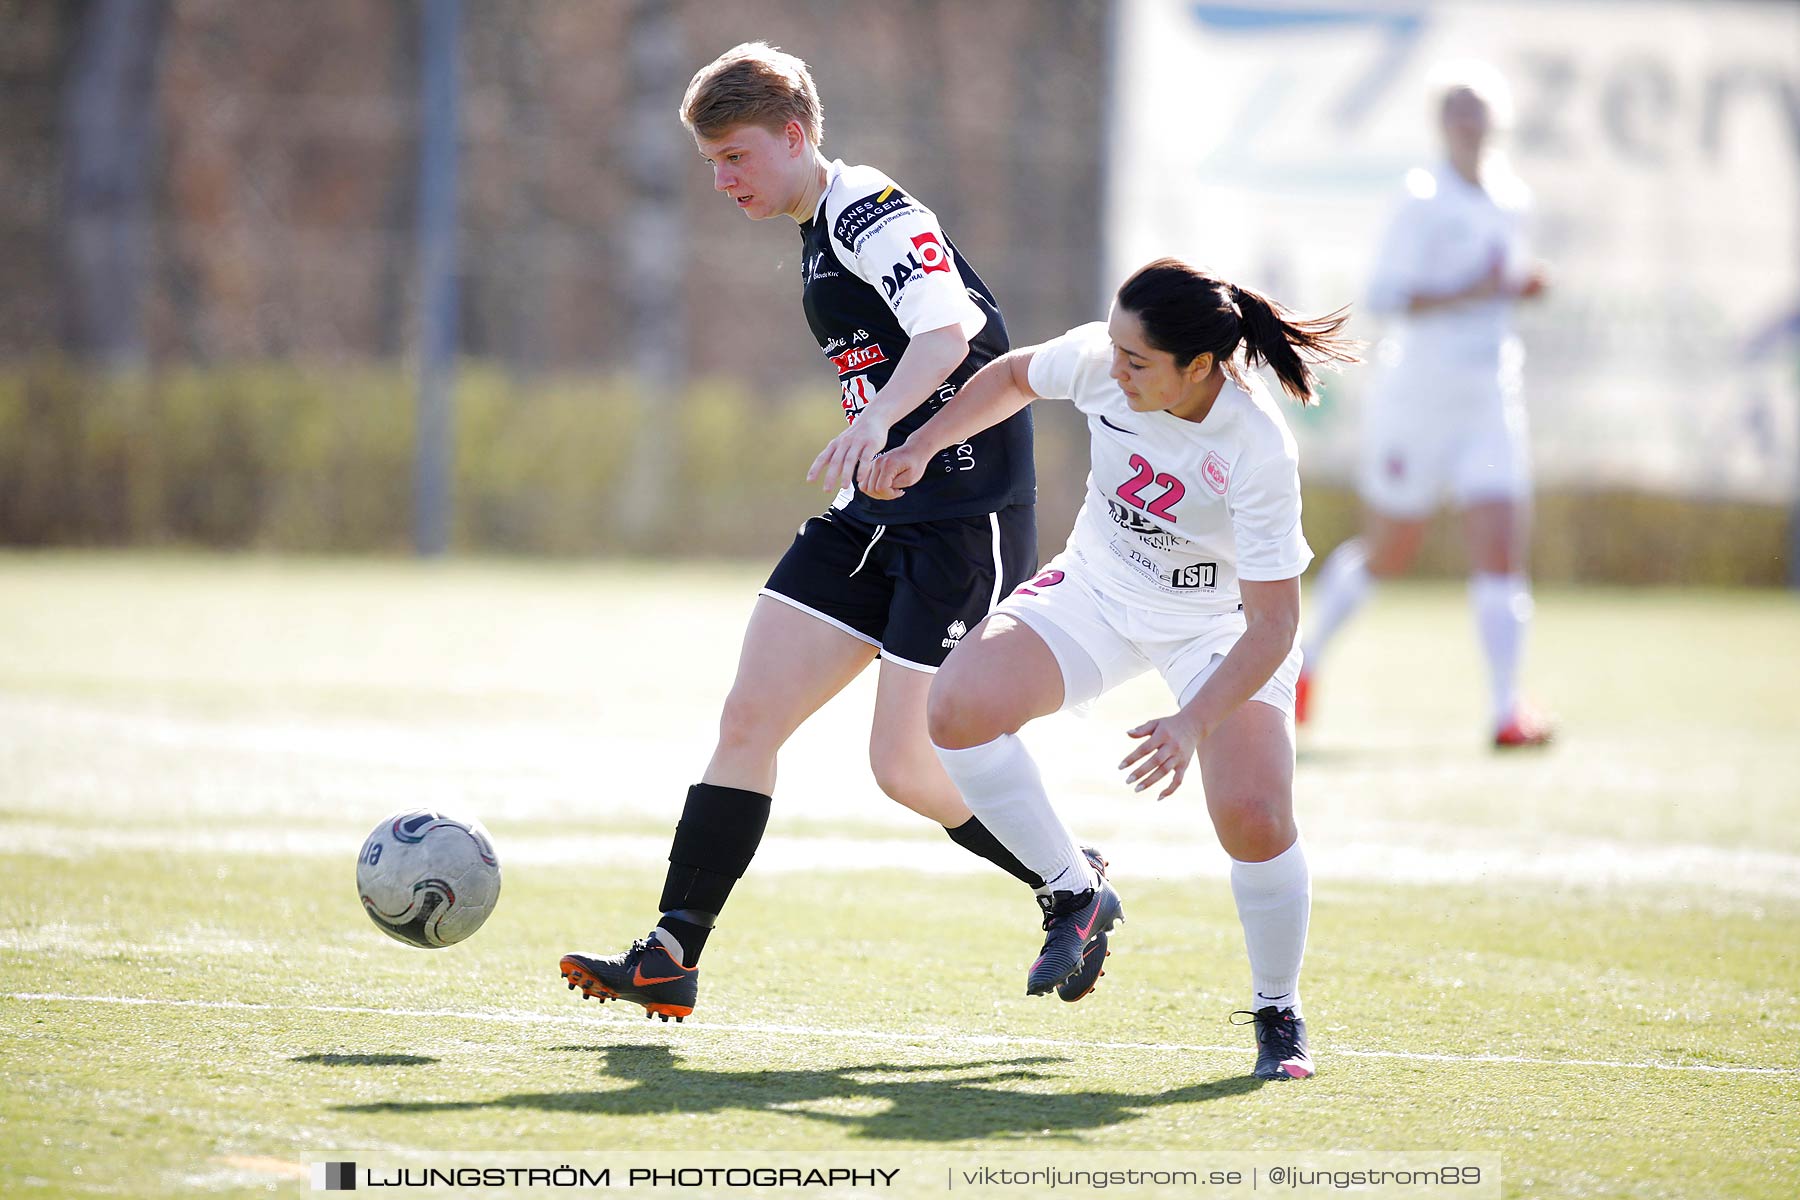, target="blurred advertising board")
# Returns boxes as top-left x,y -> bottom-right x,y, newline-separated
1107,0 -> 1800,501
